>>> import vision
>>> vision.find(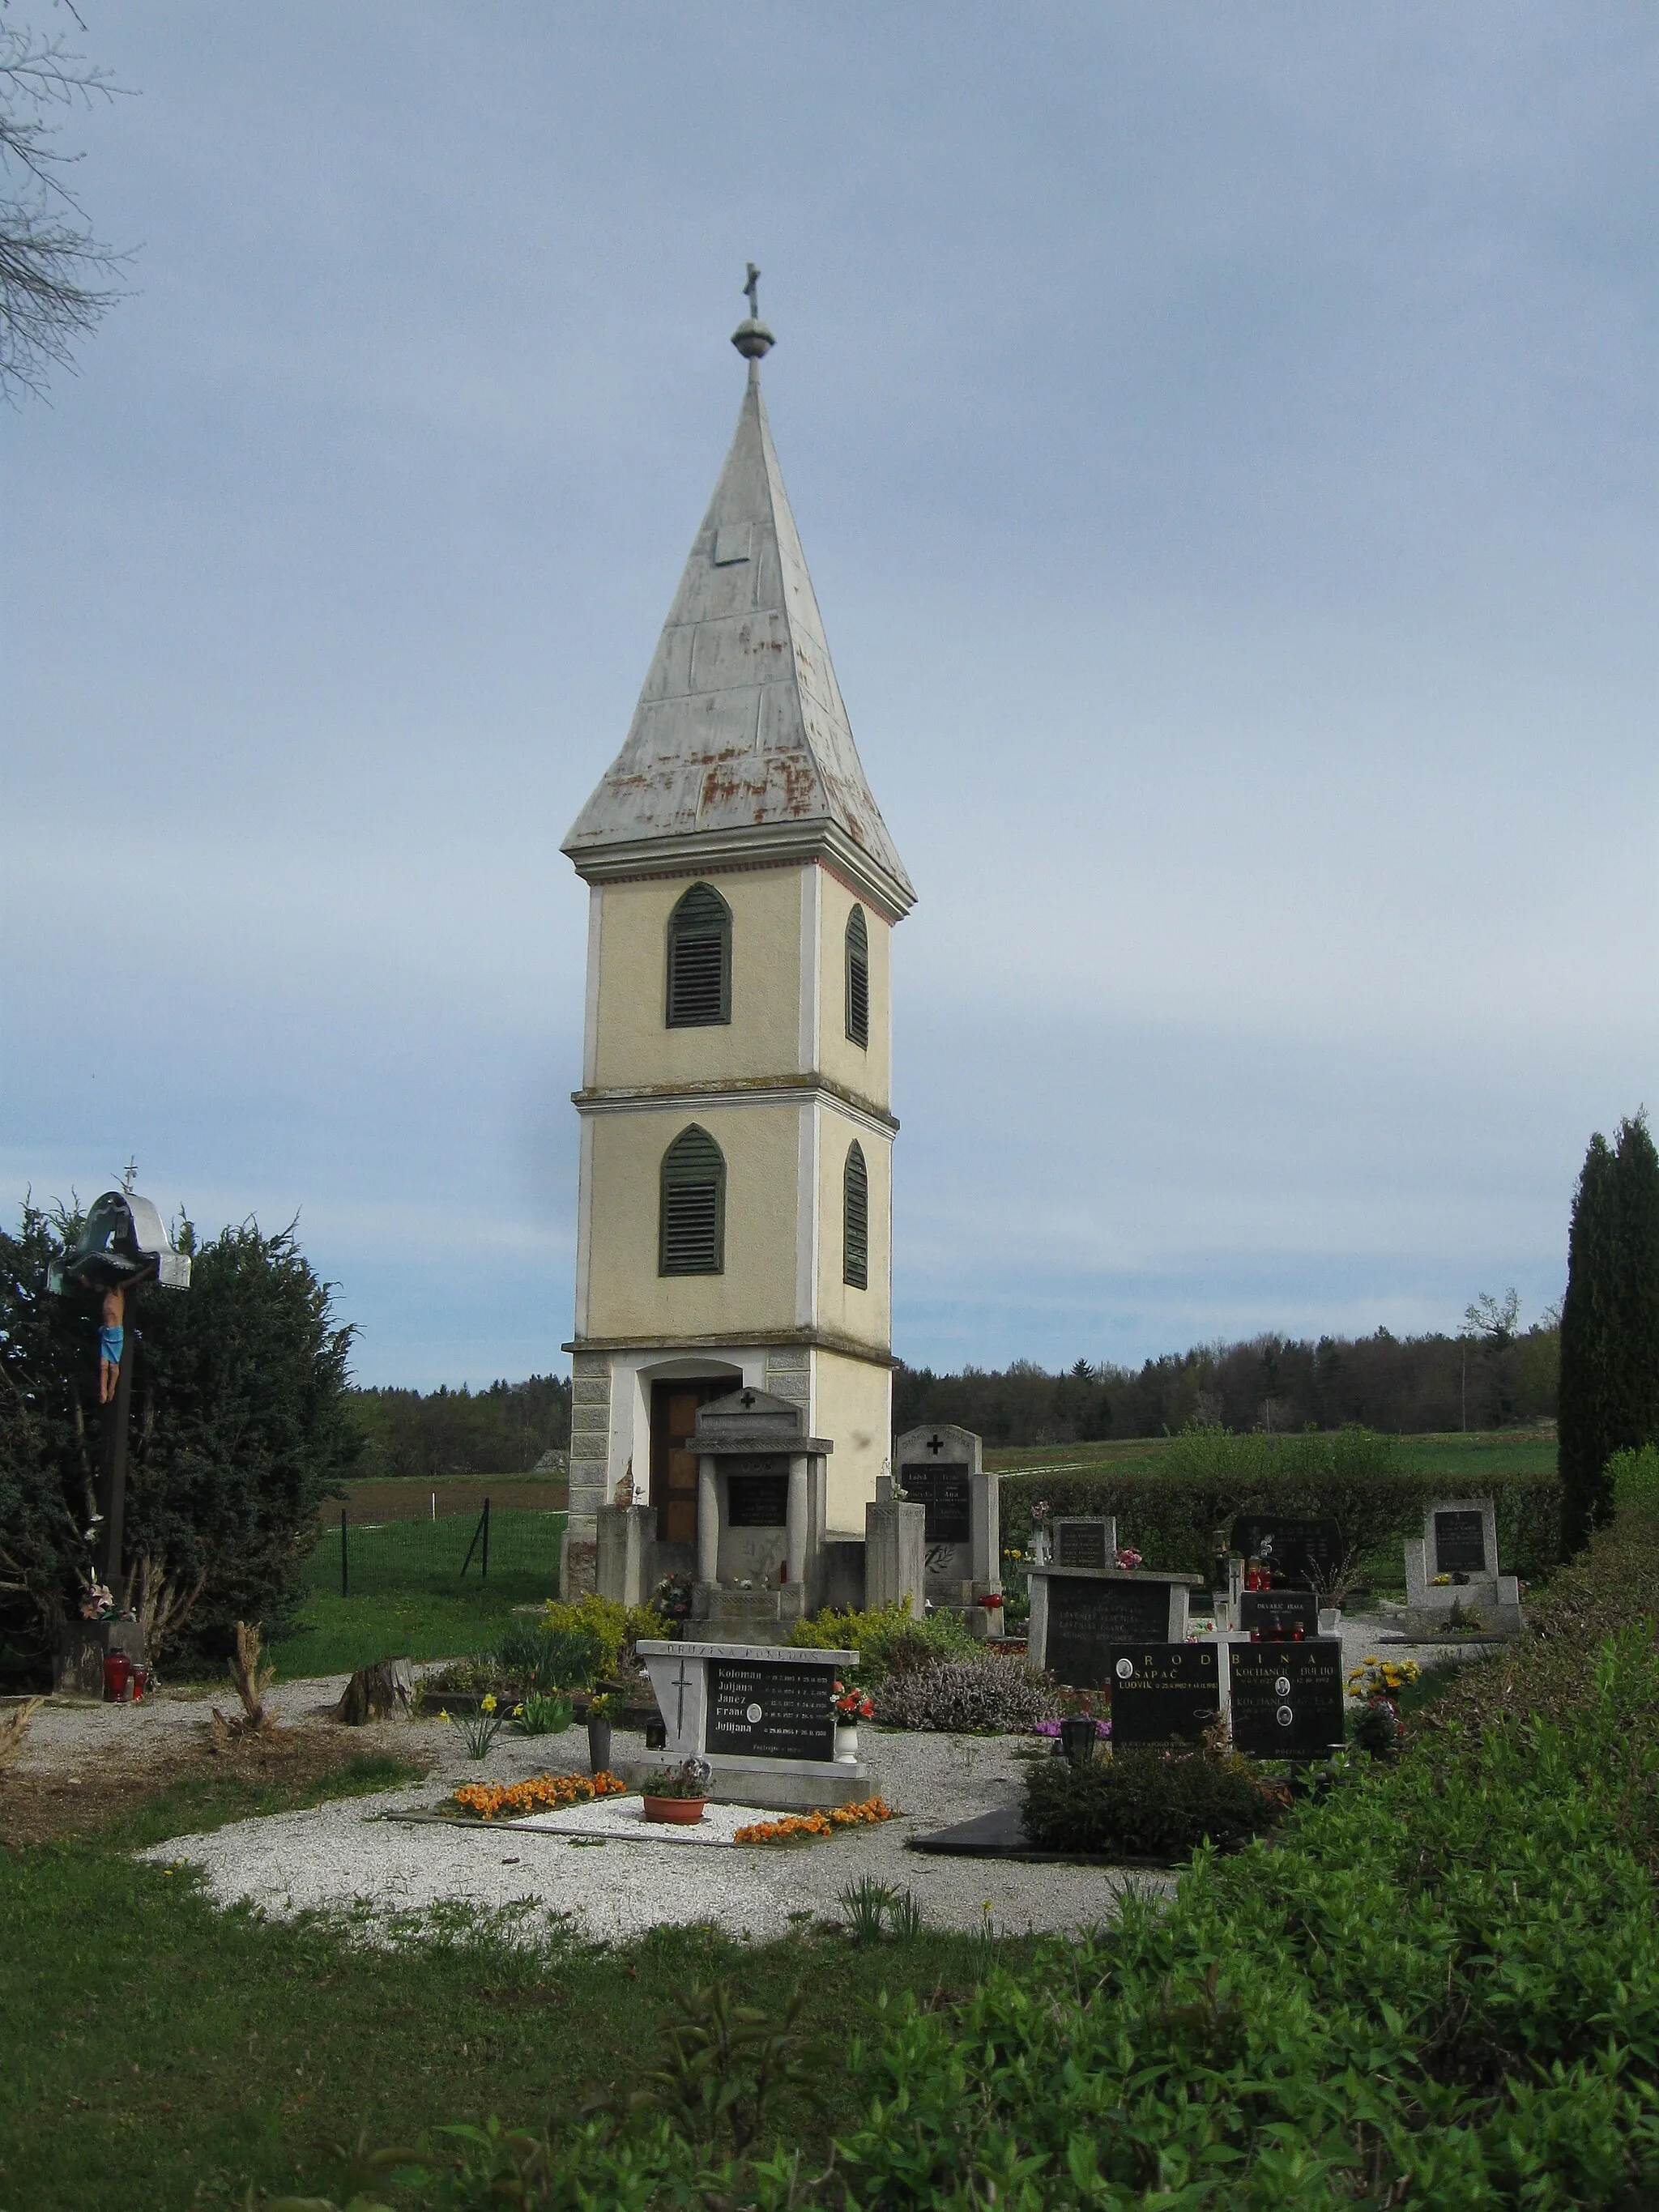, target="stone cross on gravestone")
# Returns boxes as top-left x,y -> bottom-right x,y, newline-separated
670,1657 -> 696,1737
740,1389 -> 757,1409
927,1434 -> 945,1454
